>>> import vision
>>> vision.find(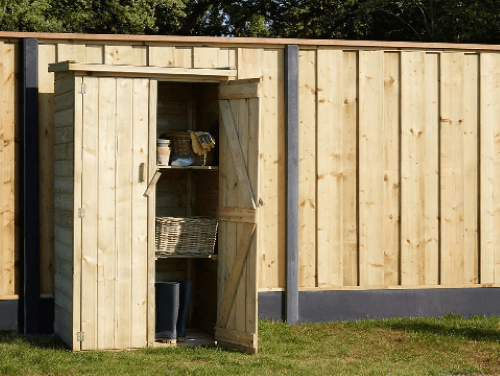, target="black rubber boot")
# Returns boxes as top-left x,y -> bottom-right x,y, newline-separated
176,281 -> 193,341
155,281 -> 180,340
